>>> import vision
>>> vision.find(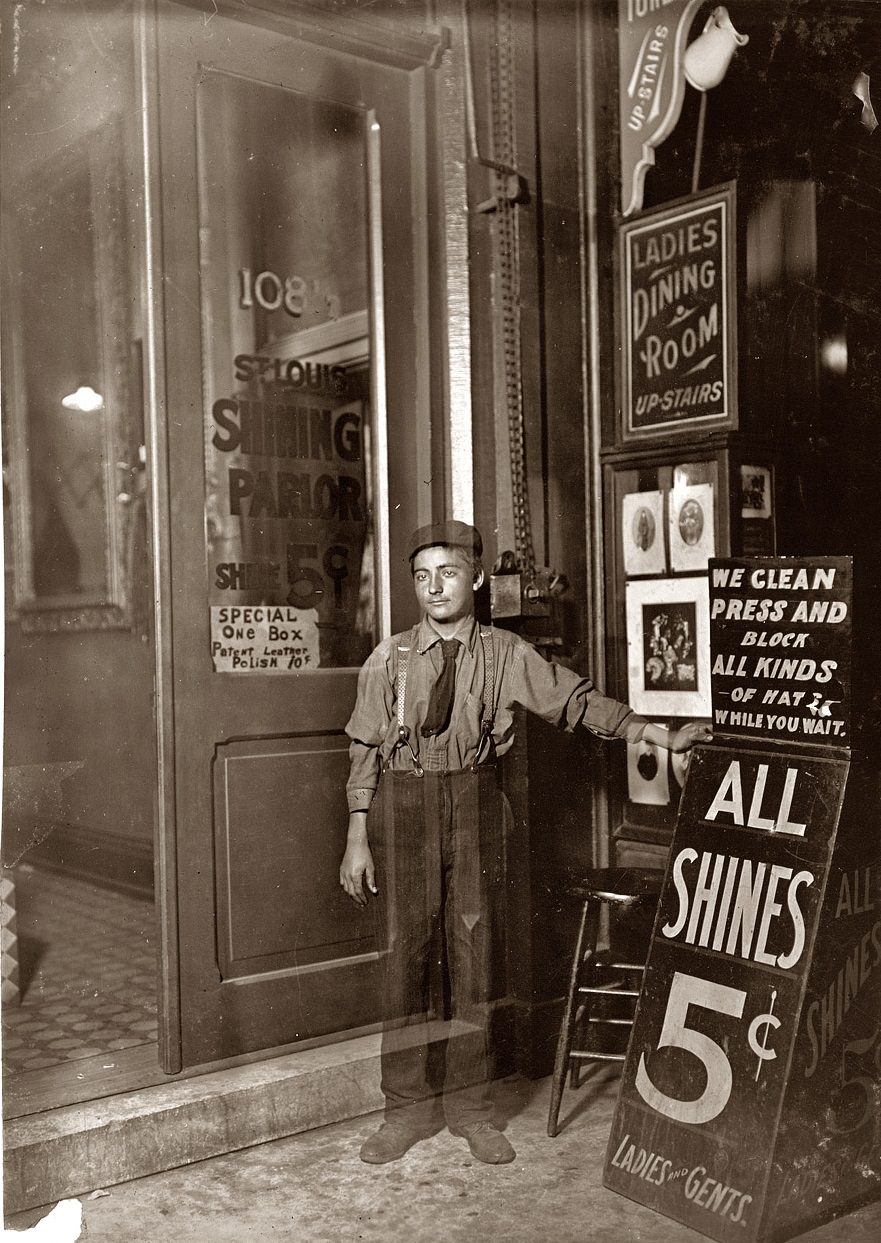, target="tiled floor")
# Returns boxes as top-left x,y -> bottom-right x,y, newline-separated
1,865 -> 157,1073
